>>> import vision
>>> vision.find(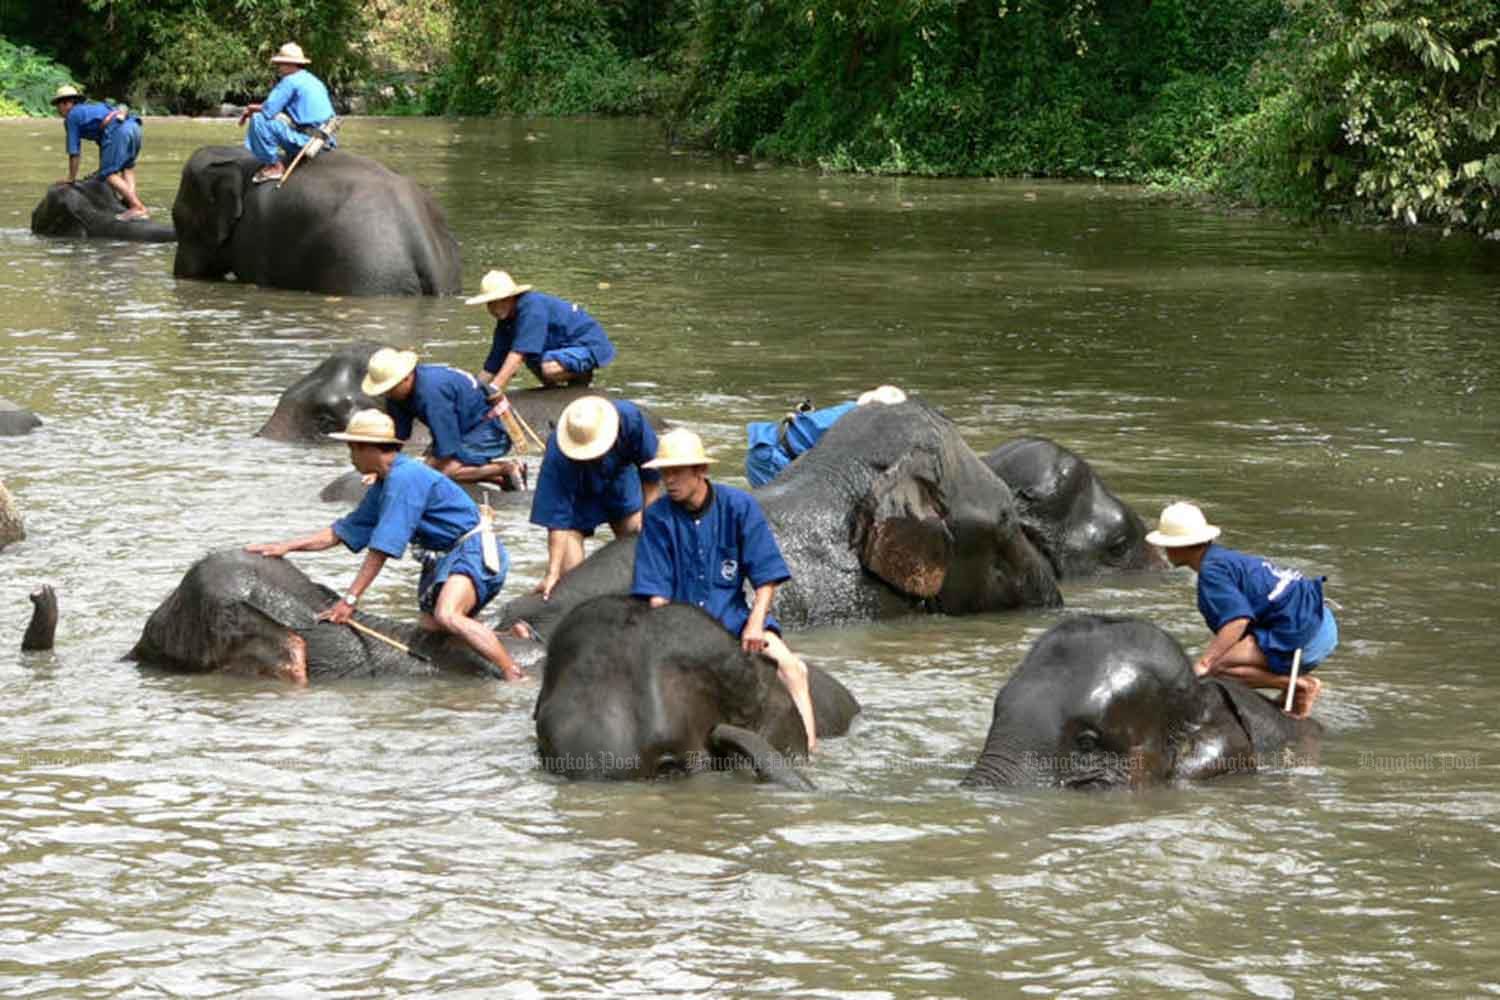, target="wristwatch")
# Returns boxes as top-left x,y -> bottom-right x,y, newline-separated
343,591 -> 359,606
